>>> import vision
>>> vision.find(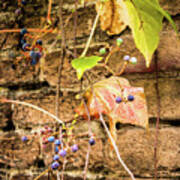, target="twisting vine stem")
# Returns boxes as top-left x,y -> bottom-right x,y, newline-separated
1,99 -> 63,124
80,4 -> 101,57
56,0 -> 66,118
